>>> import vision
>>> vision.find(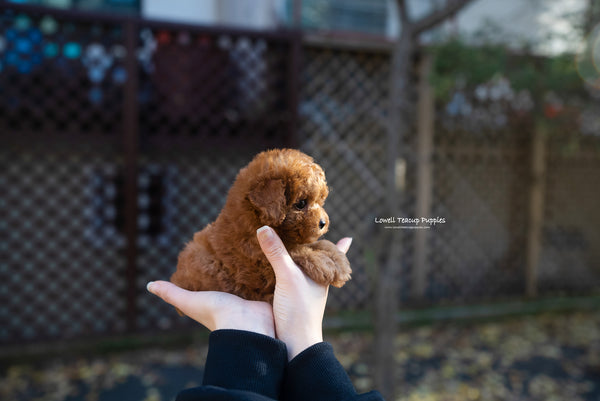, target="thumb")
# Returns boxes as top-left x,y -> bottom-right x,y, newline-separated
256,226 -> 298,281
